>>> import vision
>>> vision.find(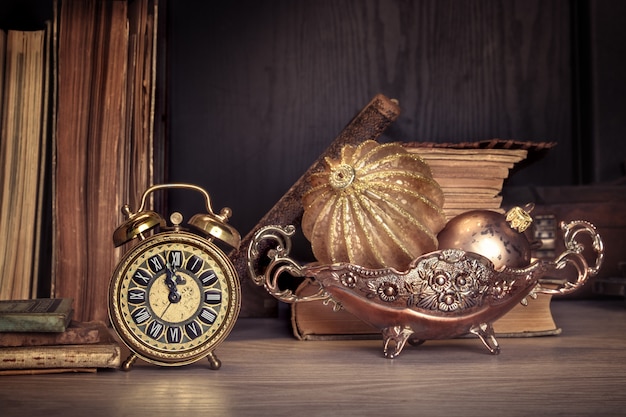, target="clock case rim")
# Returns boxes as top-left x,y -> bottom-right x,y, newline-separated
108,230 -> 241,367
